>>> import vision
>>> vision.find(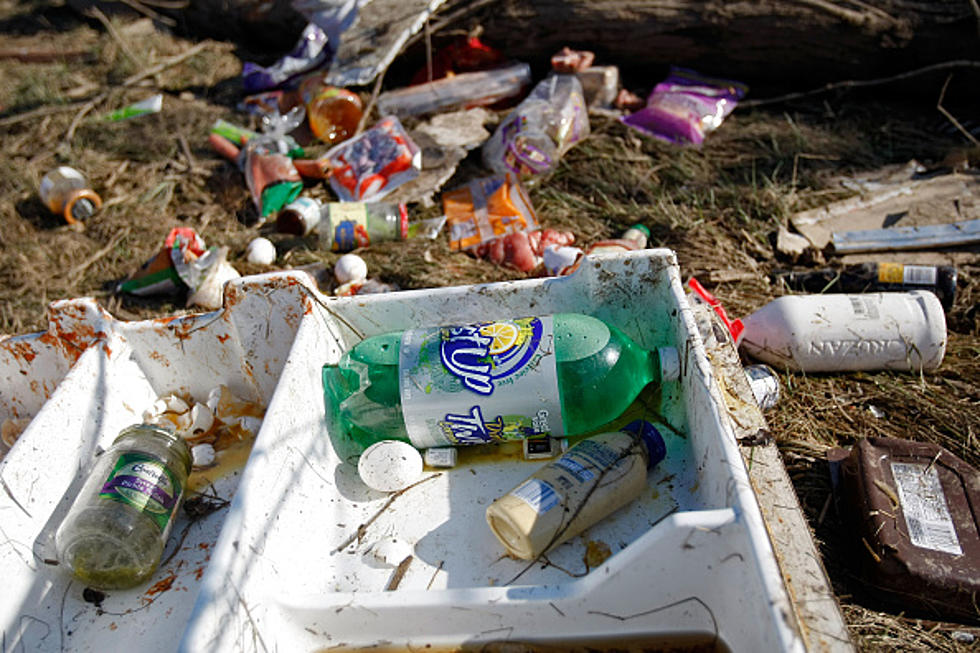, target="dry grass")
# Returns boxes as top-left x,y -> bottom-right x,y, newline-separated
1,2 -> 979,650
